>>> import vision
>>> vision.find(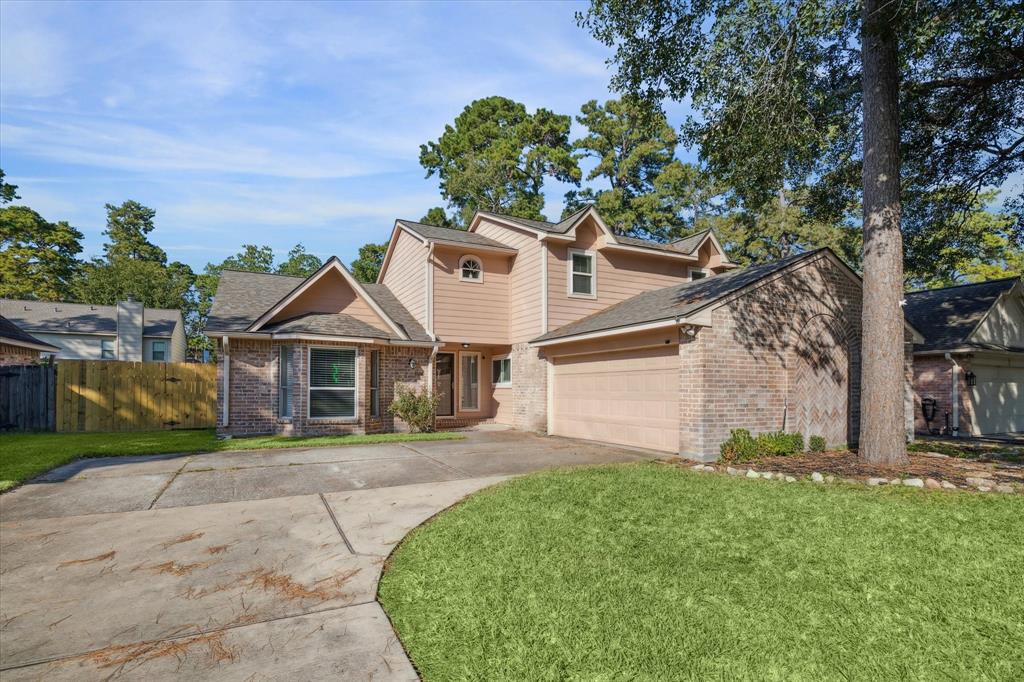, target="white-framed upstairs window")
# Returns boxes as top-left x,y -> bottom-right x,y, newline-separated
568,248 -> 596,298
459,351 -> 481,411
308,346 -> 357,419
151,340 -> 167,362
459,255 -> 483,282
491,355 -> 511,388
689,267 -> 709,281
101,338 -> 115,360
